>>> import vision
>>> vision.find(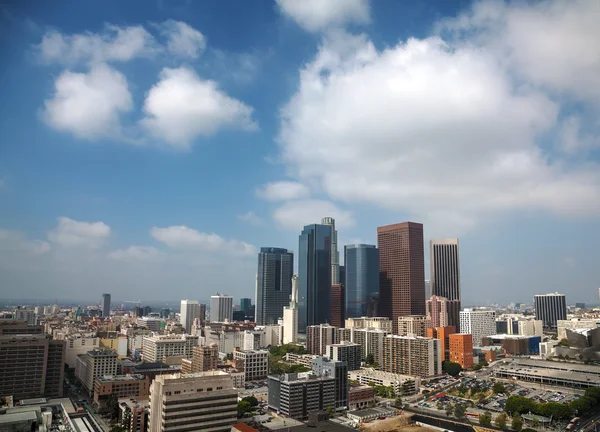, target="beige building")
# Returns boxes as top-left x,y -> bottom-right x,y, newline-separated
94,374 -> 150,405
148,371 -> 237,432
306,324 -> 336,355
119,398 -> 149,432
349,368 -> 420,395
518,319 -> 543,337
557,319 -> 600,340
233,349 -> 269,381
345,317 -> 393,332
142,334 -> 198,362
181,344 -> 219,374
351,328 -> 390,366
397,315 -> 432,337
75,349 -> 118,392
382,335 -> 442,378
61,334 -> 100,368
